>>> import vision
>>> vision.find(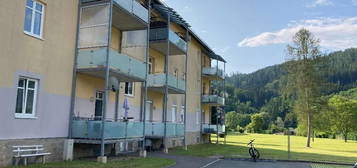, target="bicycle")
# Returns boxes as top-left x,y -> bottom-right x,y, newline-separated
248,139 -> 260,162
